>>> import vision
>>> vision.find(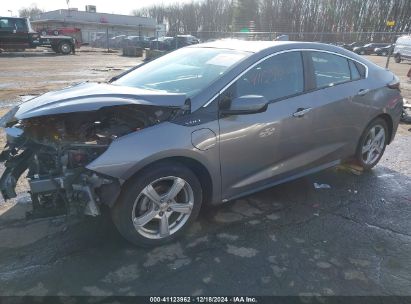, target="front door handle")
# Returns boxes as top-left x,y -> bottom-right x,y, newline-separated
293,107 -> 312,118
357,89 -> 370,96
